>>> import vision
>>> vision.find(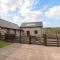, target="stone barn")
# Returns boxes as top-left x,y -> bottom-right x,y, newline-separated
0,19 -> 20,41
20,22 -> 43,37
20,22 -> 43,44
